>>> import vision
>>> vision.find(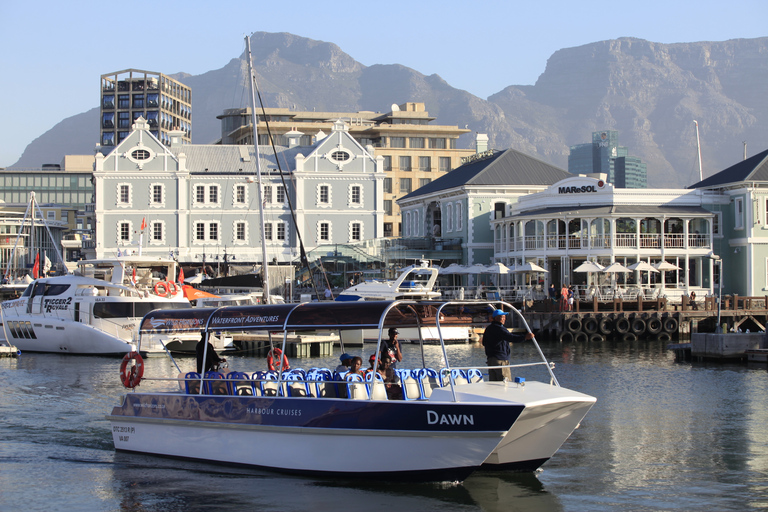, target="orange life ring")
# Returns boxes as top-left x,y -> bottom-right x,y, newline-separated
119,351 -> 144,388
267,348 -> 290,372
154,281 -> 177,297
